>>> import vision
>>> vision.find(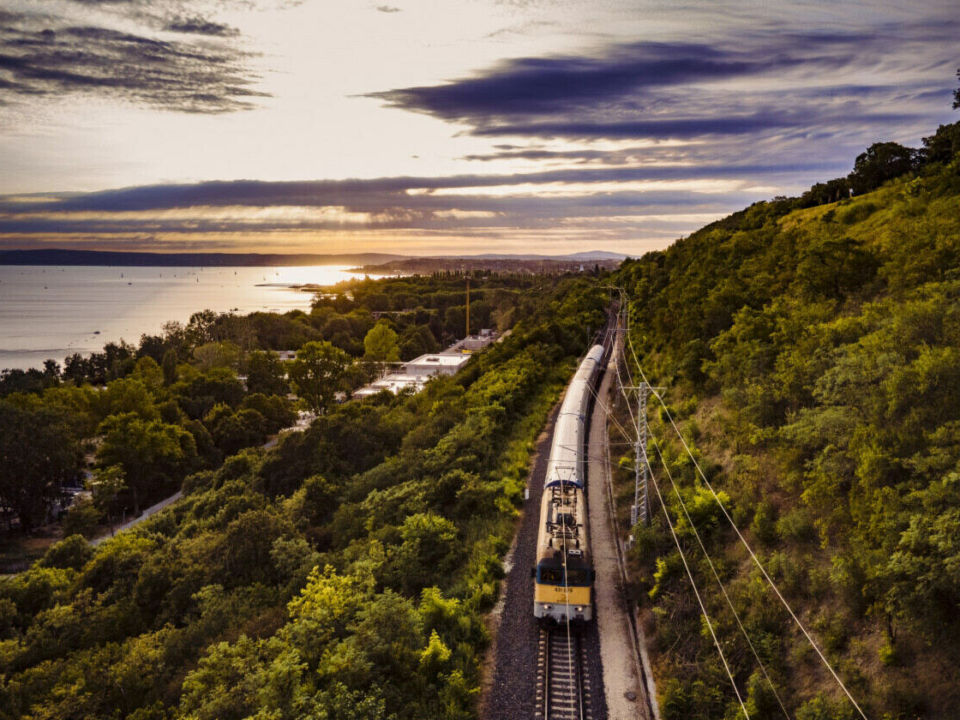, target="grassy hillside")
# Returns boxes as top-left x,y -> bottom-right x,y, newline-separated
615,133 -> 960,718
